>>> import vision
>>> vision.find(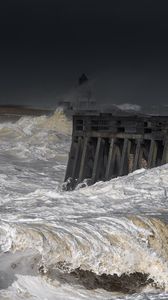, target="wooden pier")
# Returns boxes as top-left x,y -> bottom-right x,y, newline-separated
64,112 -> 168,189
